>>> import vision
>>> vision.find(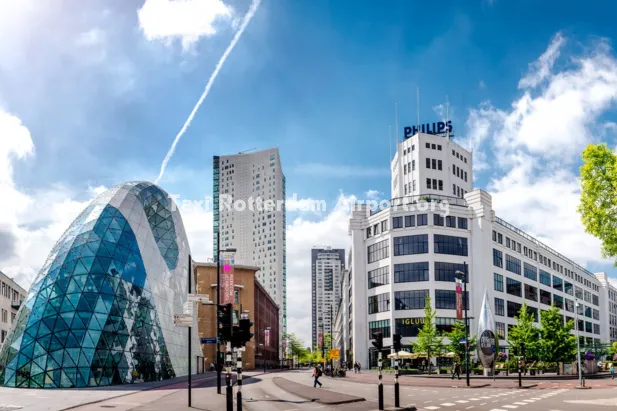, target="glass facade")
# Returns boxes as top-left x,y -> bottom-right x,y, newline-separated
0,182 -> 198,388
